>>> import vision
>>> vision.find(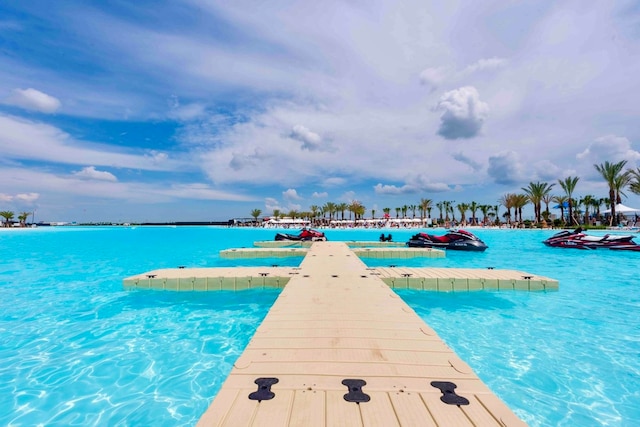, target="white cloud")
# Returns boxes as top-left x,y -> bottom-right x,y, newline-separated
576,135 -> 640,166
452,152 -> 483,171
14,193 -> 40,203
5,88 -> 61,113
73,166 -> 117,182
435,86 -> 489,139
283,188 -> 302,201
487,151 -> 524,185
374,176 -> 451,195
374,183 -> 415,195
265,197 -> 283,213
463,57 -> 508,74
419,66 -> 449,92
534,160 -> 562,181
340,191 -> 356,202
168,102 -> 207,122
290,124 -> 325,151
312,191 -> 328,198
323,177 -> 346,187
0,114 -> 185,171
0,167 -> 252,205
